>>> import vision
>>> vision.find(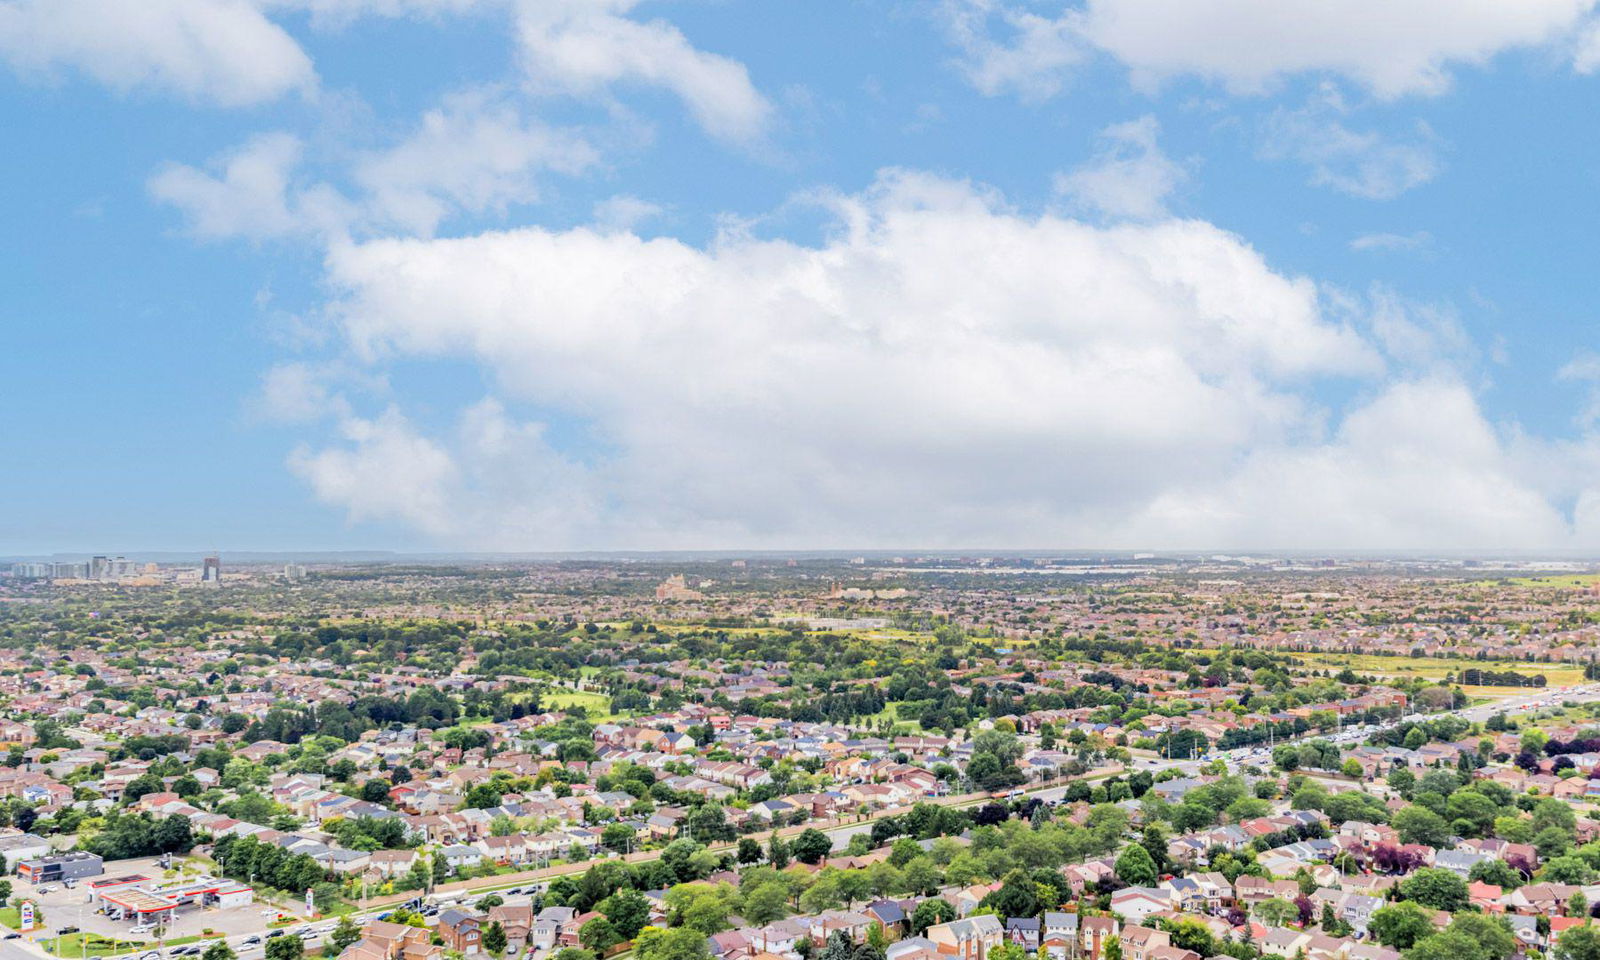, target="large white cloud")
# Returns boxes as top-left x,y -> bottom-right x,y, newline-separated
0,0 -> 315,106
282,172 -> 1600,550
944,0 -> 1597,100
278,169 -> 1565,550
